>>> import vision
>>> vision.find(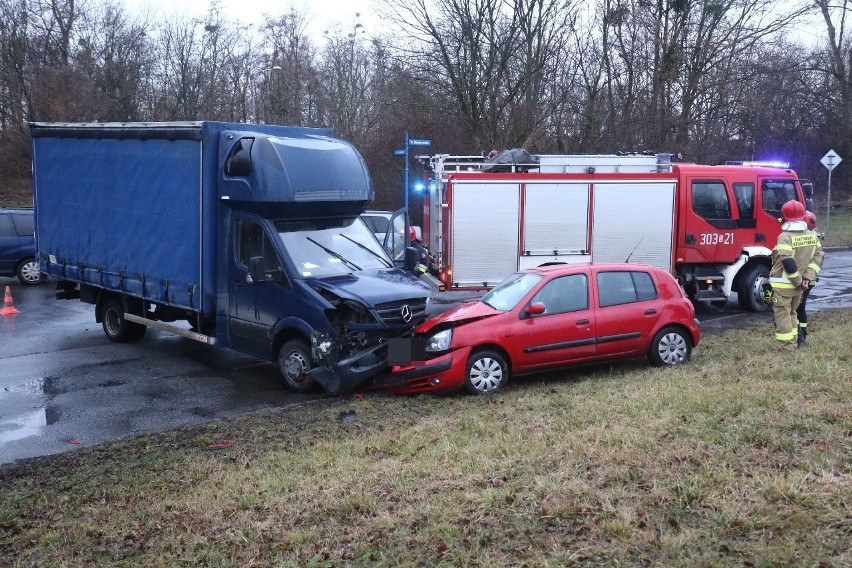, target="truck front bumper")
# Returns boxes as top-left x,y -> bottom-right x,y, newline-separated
307,340 -> 390,395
